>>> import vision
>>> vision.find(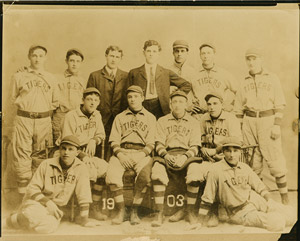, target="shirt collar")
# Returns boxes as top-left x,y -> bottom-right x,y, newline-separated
124,107 -> 146,116
168,112 -> 189,121
49,157 -> 82,172
221,159 -> 242,170
27,66 -> 46,76
64,69 -> 79,77
200,63 -> 217,72
76,106 -> 96,118
245,68 -> 270,79
105,65 -> 117,76
203,111 -> 226,121
173,61 -> 185,70
145,63 -> 157,71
